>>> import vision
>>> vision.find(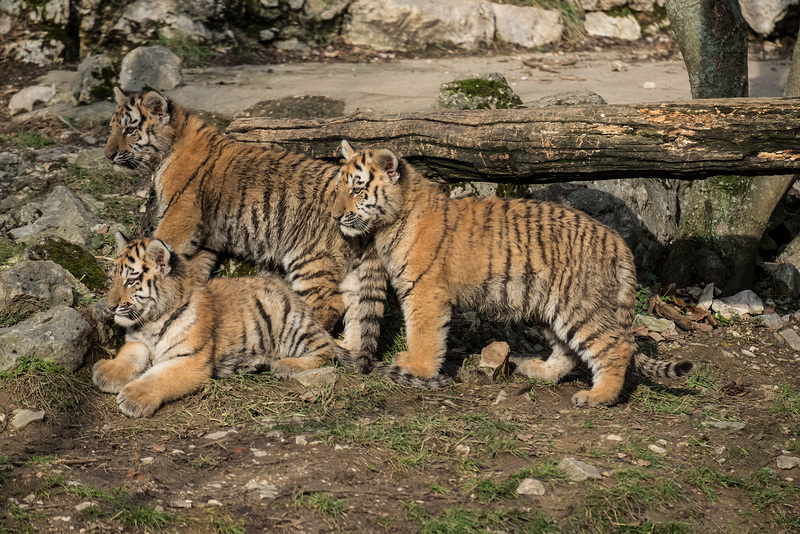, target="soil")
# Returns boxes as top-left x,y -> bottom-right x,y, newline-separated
1,40 -> 800,533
